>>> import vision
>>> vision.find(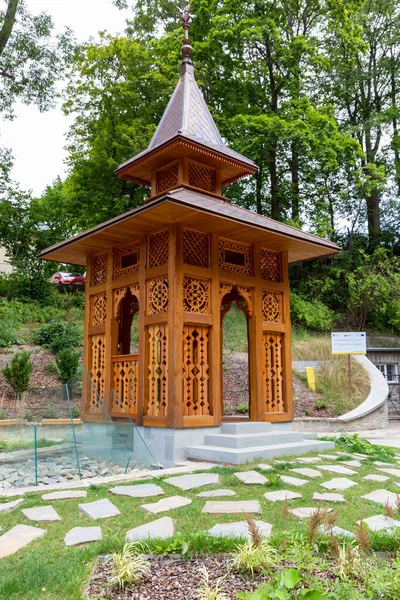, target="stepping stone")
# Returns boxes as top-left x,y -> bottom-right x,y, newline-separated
197,489 -> 236,498
378,468 -> 400,478
375,461 -> 395,467
359,514 -> 400,533
363,474 -> 390,482
319,465 -> 357,475
0,525 -> 46,559
320,478 -> 357,491
352,453 -> 368,460
109,484 -> 164,498
290,507 -> 332,519
340,460 -> 361,468
264,490 -> 302,502
313,492 -> 345,503
78,499 -> 121,519
234,471 -> 267,485
164,473 -> 219,491
42,491 -> 87,501
318,454 -> 338,460
257,464 -> 273,471
22,506 -> 61,522
208,520 -> 272,539
141,496 -> 192,515
0,499 -> 23,513
297,457 -> 322,464
280,475 -> 309,487
64,526 -> 102,547
361,489 -> 399,508
319,525 -> 356,539
126,517 -> 173,541
290,468 -> 321,479
202,500 -> 261,514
